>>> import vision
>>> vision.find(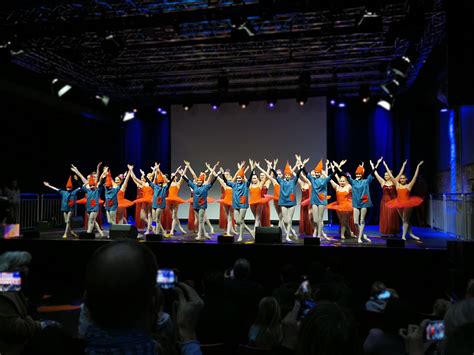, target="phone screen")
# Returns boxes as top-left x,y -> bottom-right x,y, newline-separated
0,272 -> 22,292
376,290 -> 391,300
425,320 -> 445,341
298,299 -> 317,320
156,269 -> 177,289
